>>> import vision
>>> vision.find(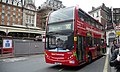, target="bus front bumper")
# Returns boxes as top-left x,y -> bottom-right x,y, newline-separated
45,56 -> 78,66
